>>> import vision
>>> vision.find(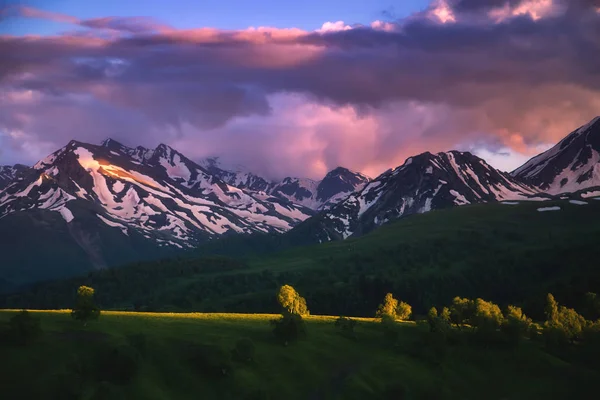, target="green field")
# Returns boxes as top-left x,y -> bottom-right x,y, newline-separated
0,310 -> 597,400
